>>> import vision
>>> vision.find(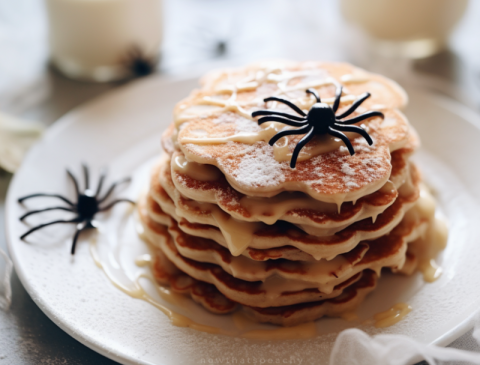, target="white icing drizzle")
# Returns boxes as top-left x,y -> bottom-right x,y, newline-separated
340,74 -> 370,84
241,321 -> 317,340
90,214 -> 319,340
90,190 -> 447,337
419,259 -> 443,283
402,183 -> 448,282
341,311 -> 359,321
209,209 -> 263,257
165,167 -> 401,258
374,303 -> 412,328
175,67 -> 370,127
238,191 -> 338,225
174,66 -> 382,168
173,154 -> 221,182
180,125 -> 368,164
180,121 -> 285,145
201,89 -> 253,120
